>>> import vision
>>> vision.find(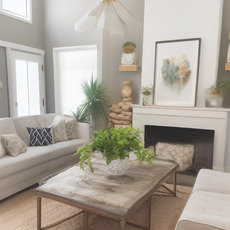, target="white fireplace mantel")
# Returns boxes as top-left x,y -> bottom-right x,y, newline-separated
132,105 -> 230,172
